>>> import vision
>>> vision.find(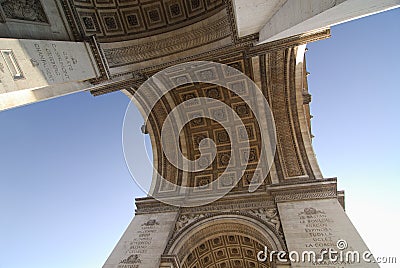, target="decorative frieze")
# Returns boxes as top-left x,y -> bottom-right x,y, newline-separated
103,14 -> 231,67
268,178 -> 338,203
